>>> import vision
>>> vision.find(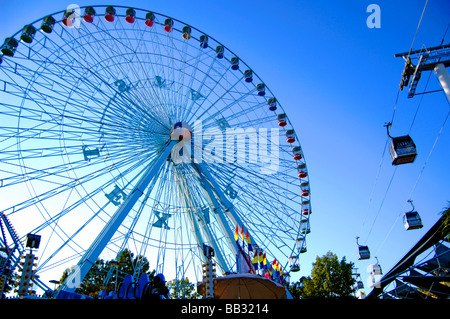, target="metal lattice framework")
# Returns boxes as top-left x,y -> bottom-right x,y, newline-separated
0,5 -> 311,295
